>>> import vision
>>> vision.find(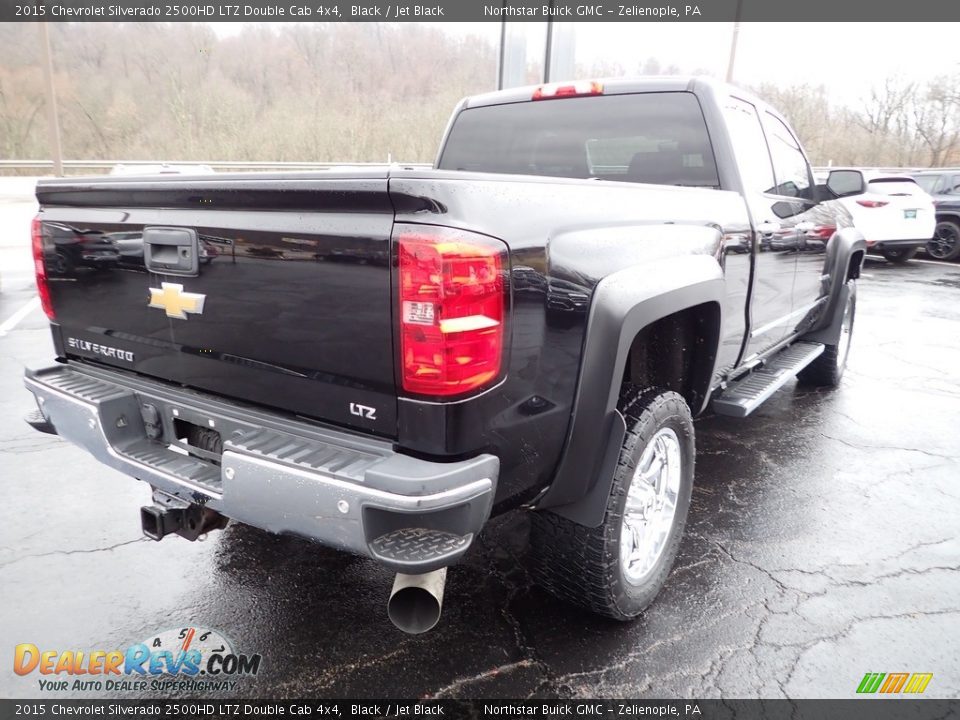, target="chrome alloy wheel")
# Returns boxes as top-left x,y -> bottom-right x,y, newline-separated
620,427 -> 682,584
